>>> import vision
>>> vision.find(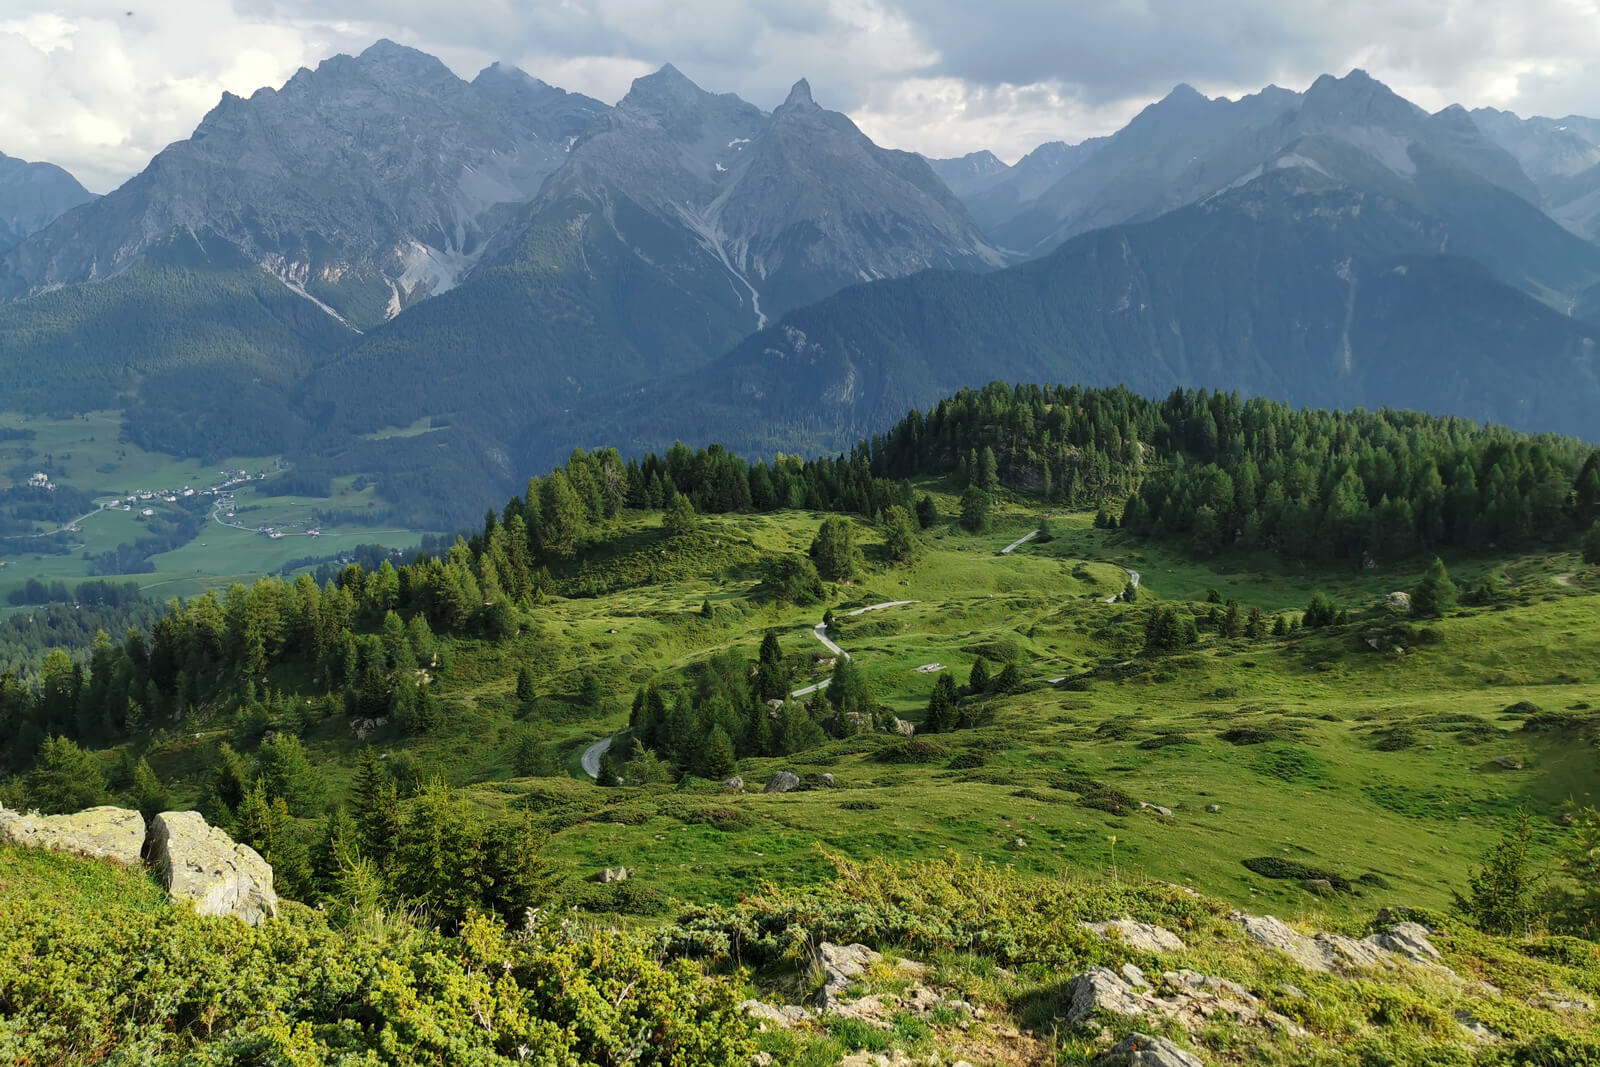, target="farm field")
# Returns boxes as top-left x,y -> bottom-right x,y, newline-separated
0,410 -> 434,606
